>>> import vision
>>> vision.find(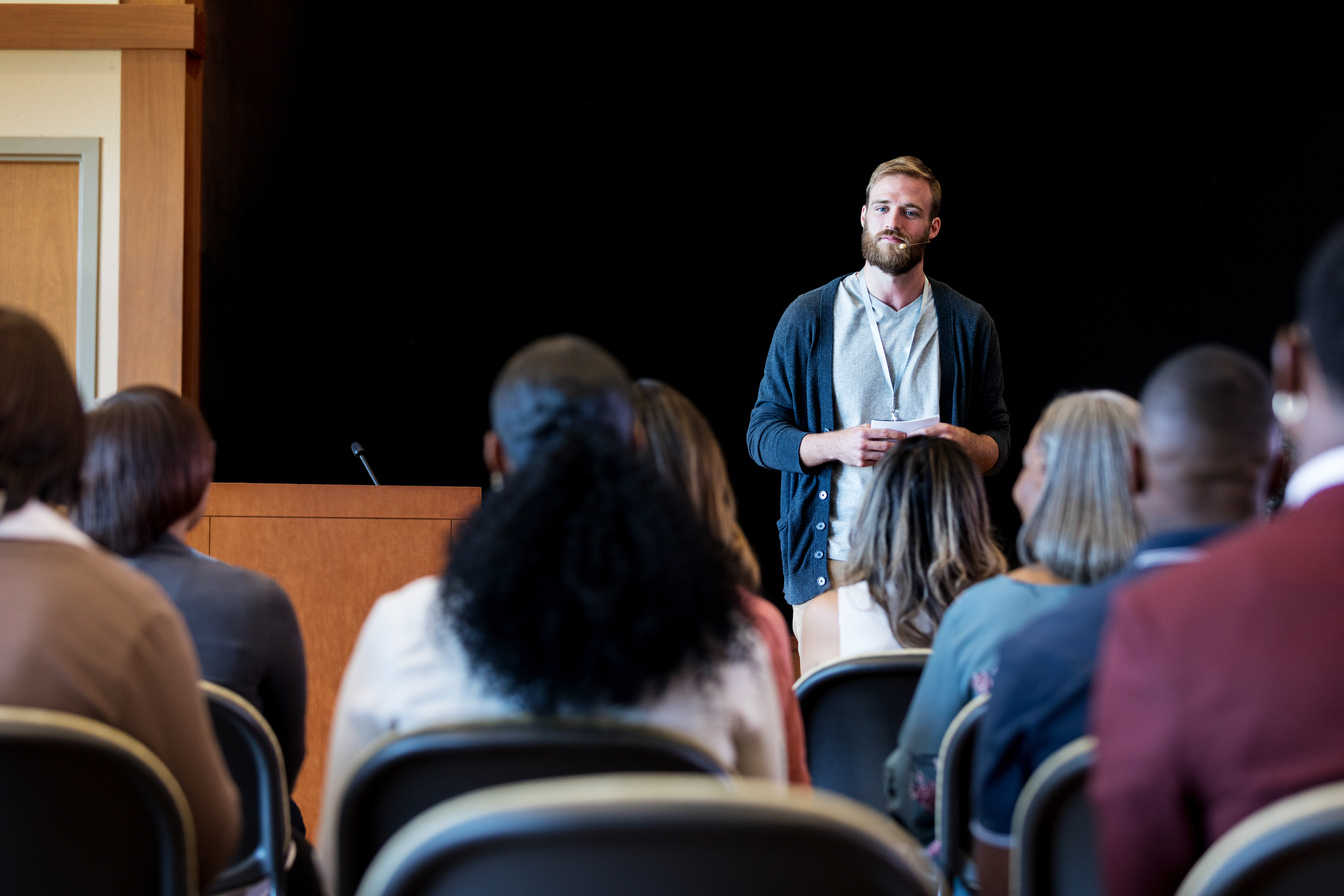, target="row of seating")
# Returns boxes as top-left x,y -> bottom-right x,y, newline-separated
356,774 -> 940,896
0,684 -> 284,896
794,649 -> 1344,896
0,685 -> 943,896
4,657 -> 1342,895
